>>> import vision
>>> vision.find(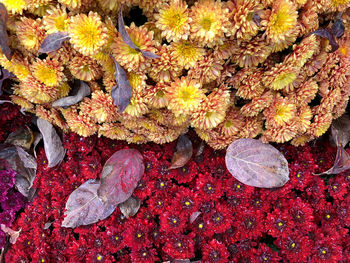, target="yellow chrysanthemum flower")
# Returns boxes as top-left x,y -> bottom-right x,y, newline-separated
16,17 -> 46,53
68,53 -> 102,81
154,0 -> 190,42
189,0 -> 230,47
43,5 -> 68,34
1,0 -> 27,14
264,96 -> 296,127
31,58 -> 66,87
68,12 -> 108,56
330,0 -> 350,11
165,77 -> 205,116
263,63 -> 299,91
265,0 -> 298,43
170,40 -> 205,69
58,0 -> 81,9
